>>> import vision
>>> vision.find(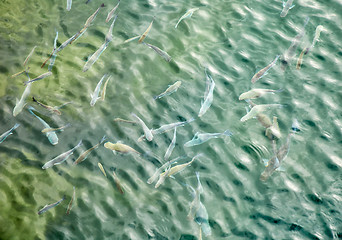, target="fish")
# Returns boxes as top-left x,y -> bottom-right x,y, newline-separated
280,0 -> 295,18
42,140 -> 82,169
123,35 -> 140,44
265,116 -> 282,140
153,81 -> 181,100
23,45 -> 37,67
24,72 -> 52,85
138,18 -> 154,43
13,77 -> 32,117
104,141 -> 141,155
175,8 -> 199,28
198,72 -> 215,117
113,118 -> 137,124
66,187 -> 75,215
0,123 -> 20,144
151,118 -> 195,135
251,55 -> 279,83
105,15 -> 118,43
27,106 -> 59,145
164,128 -> 177,161
66,0 -> 72,11
131,113 -> 153,141
11,68 -> 30,78
240,104 -> 284,122
160,154 -> 201,178
90,74 -> 107,106
143,42 -> 172,62
41,123 -> 71,133
106,0 -> 120,23
112,171 -> 124,194
98,162 -> 107,177
296,47 -> 309,70
73,135 -> 106,165
147,157 -> 181,185
38,195 -> 66,215
184,130 -> 233,147
281,17 -> 310,70
100,76 -> 111,101
239,88 -> 283,100
32,97 -> 61,115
